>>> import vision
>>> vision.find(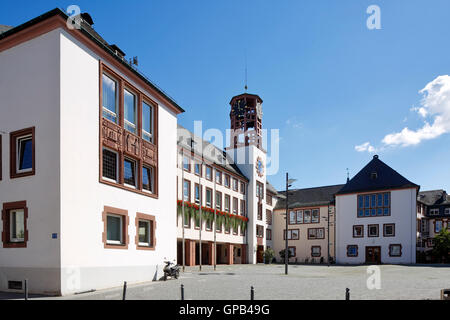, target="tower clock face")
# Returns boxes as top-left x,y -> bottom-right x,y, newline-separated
256,157 -> 264,177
